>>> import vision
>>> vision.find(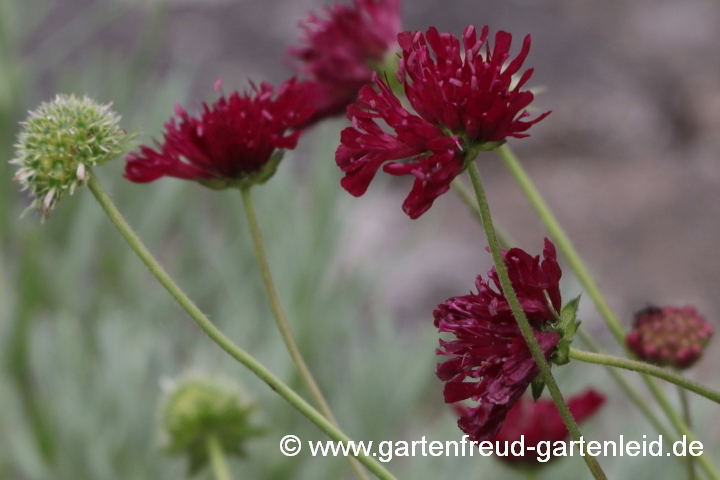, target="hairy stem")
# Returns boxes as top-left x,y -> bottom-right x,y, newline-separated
467,162 -> 606,480
240,188 -> 369,480
568,348 -> 720,404
576,329 -> 675,440
678,386 -> 696,480
495,144 -> 720,479
86,173 -> 398,480
207,434 -> 233,480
